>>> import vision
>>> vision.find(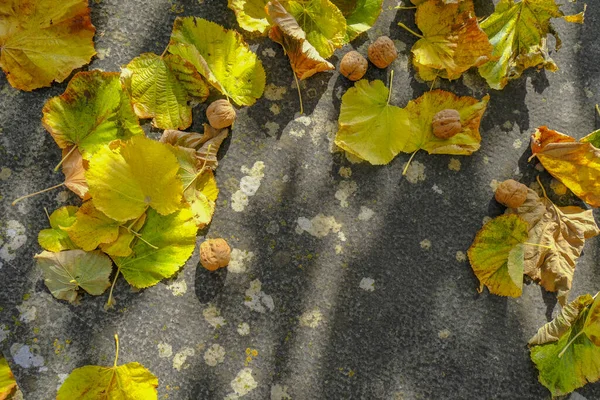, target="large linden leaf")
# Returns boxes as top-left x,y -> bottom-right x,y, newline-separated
42,71 -> 144,160
331,0 -> 383,41
62,146 -> 90,199
0,357 -> 17,400
531,126 -> 600,208
168,17 -> 265,106
38,206 -> 79,252
506,188 -> 599,305
121,53 -> 209,130
64,201 -> 122,251
410,0 -> 493,81
467,214 -> 528,297
283,0 -> 347,58
160,125 -> 229,171
57,336 -> 158,400
86,136 -> 183,222
0,0 -> 96,91
403,90 -> 489,155
335,79 -> 410,165
478,0 -> 584,90
530,294 -> 600,396
169,145 -> 219,228
112,208 -> 197,289
228,0 -> 271,34
267,0 -> 335,80
35,250 -> 113,303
